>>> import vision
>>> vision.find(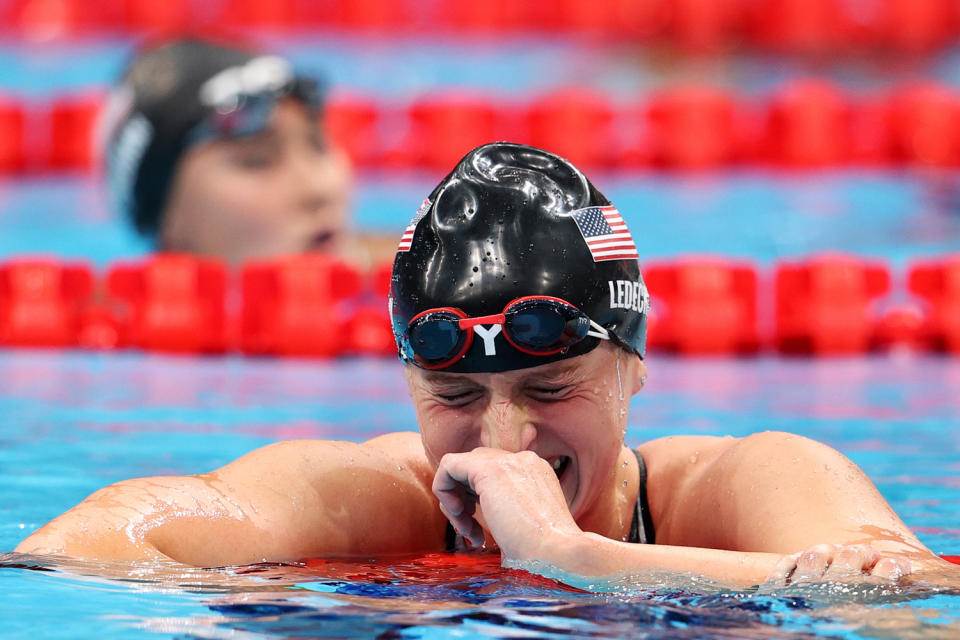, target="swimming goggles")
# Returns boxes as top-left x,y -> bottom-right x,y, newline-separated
188,61 -> 324,144
400,295 -> 610,370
